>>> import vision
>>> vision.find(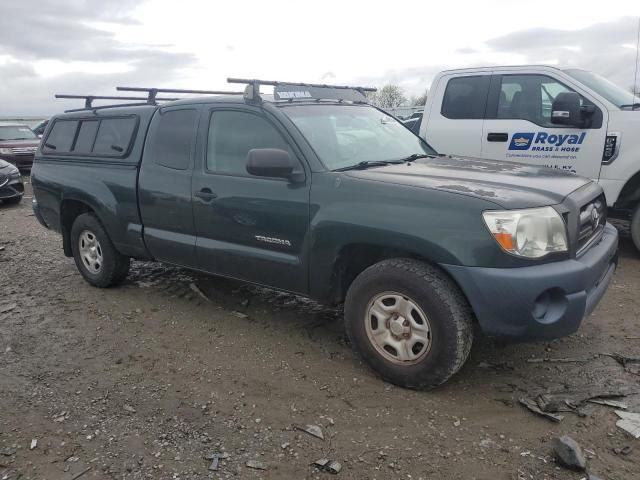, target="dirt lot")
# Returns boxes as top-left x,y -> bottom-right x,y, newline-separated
1,179 -> 639,480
